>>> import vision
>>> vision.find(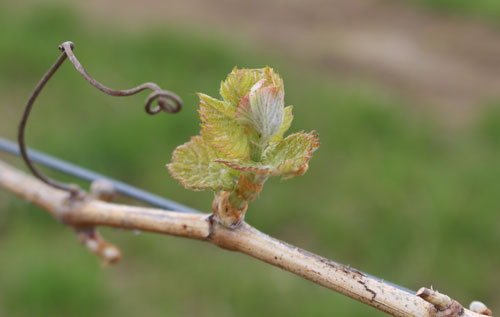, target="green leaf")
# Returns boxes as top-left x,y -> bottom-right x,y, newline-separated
198,93 -> 250,159
216,158 -> 271,174
236,85 -> 284,146
219,67 -> 284,107
167,136 -> 238,191
269,105 -> 293,143
263,131 -> 320,178
217,130 -> 319,178
169,66 -> 318,199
